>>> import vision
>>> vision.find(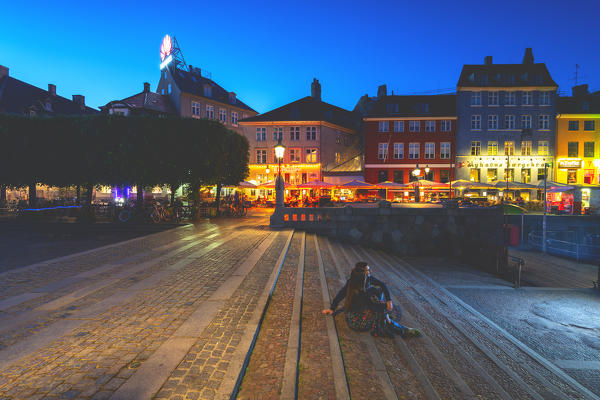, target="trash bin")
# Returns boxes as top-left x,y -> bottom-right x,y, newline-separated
506,224 -> 519,246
